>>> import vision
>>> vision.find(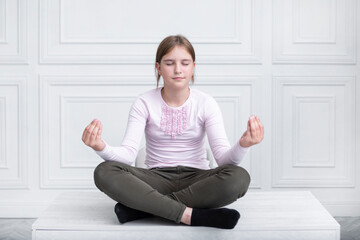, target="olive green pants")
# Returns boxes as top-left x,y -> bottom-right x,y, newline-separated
94,161 -> 250,223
